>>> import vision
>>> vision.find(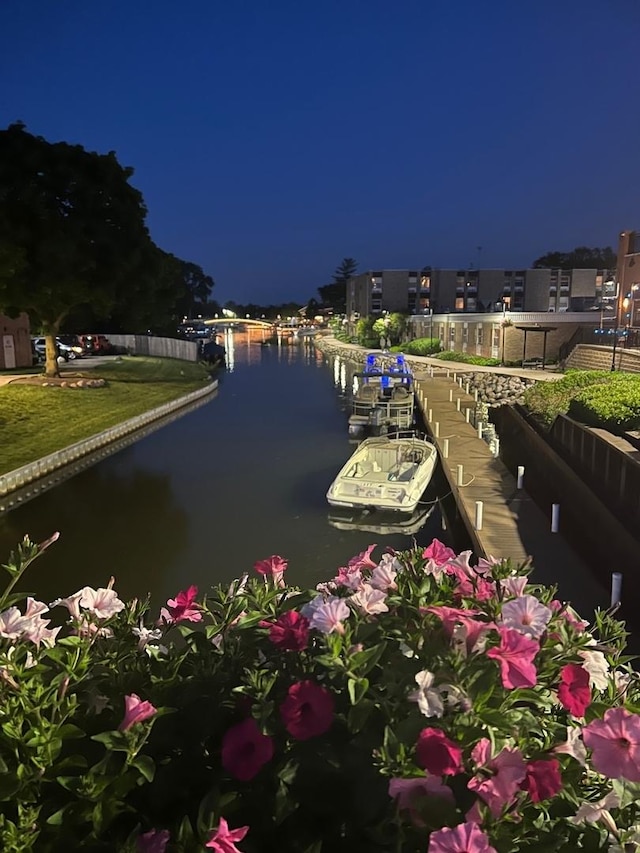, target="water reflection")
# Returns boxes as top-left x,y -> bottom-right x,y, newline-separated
0,463 -> 189,605
0,342 -> 457,607
328,503 -> 436,536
